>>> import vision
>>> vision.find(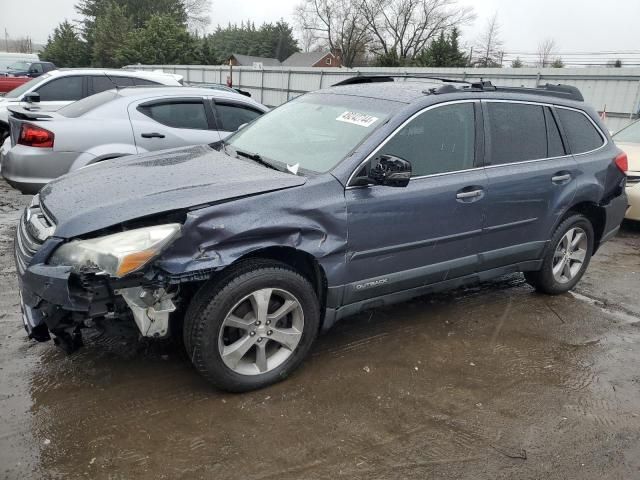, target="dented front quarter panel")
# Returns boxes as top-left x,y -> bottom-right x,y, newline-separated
156,174 -> 348,287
